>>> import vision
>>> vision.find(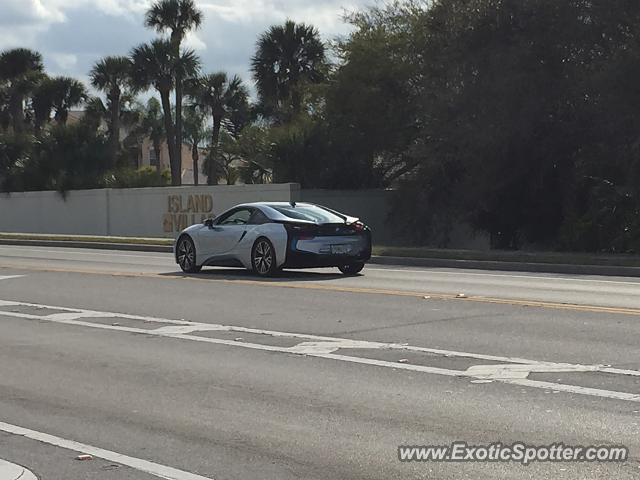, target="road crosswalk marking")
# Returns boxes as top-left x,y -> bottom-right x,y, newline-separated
1,298 -> 639,403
